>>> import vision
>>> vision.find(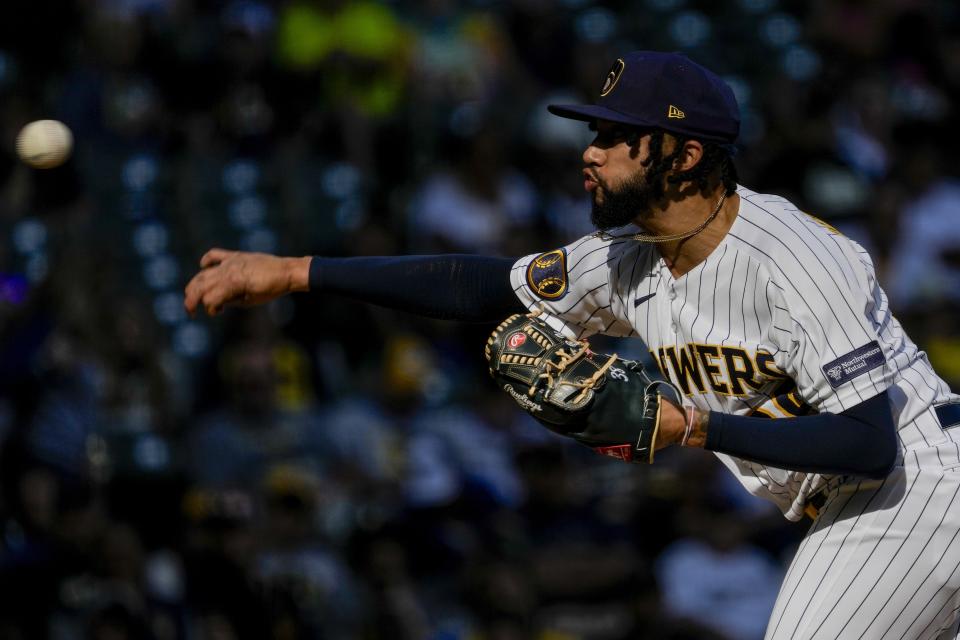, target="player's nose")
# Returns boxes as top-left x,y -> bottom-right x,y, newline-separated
582,143 -> 604,167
